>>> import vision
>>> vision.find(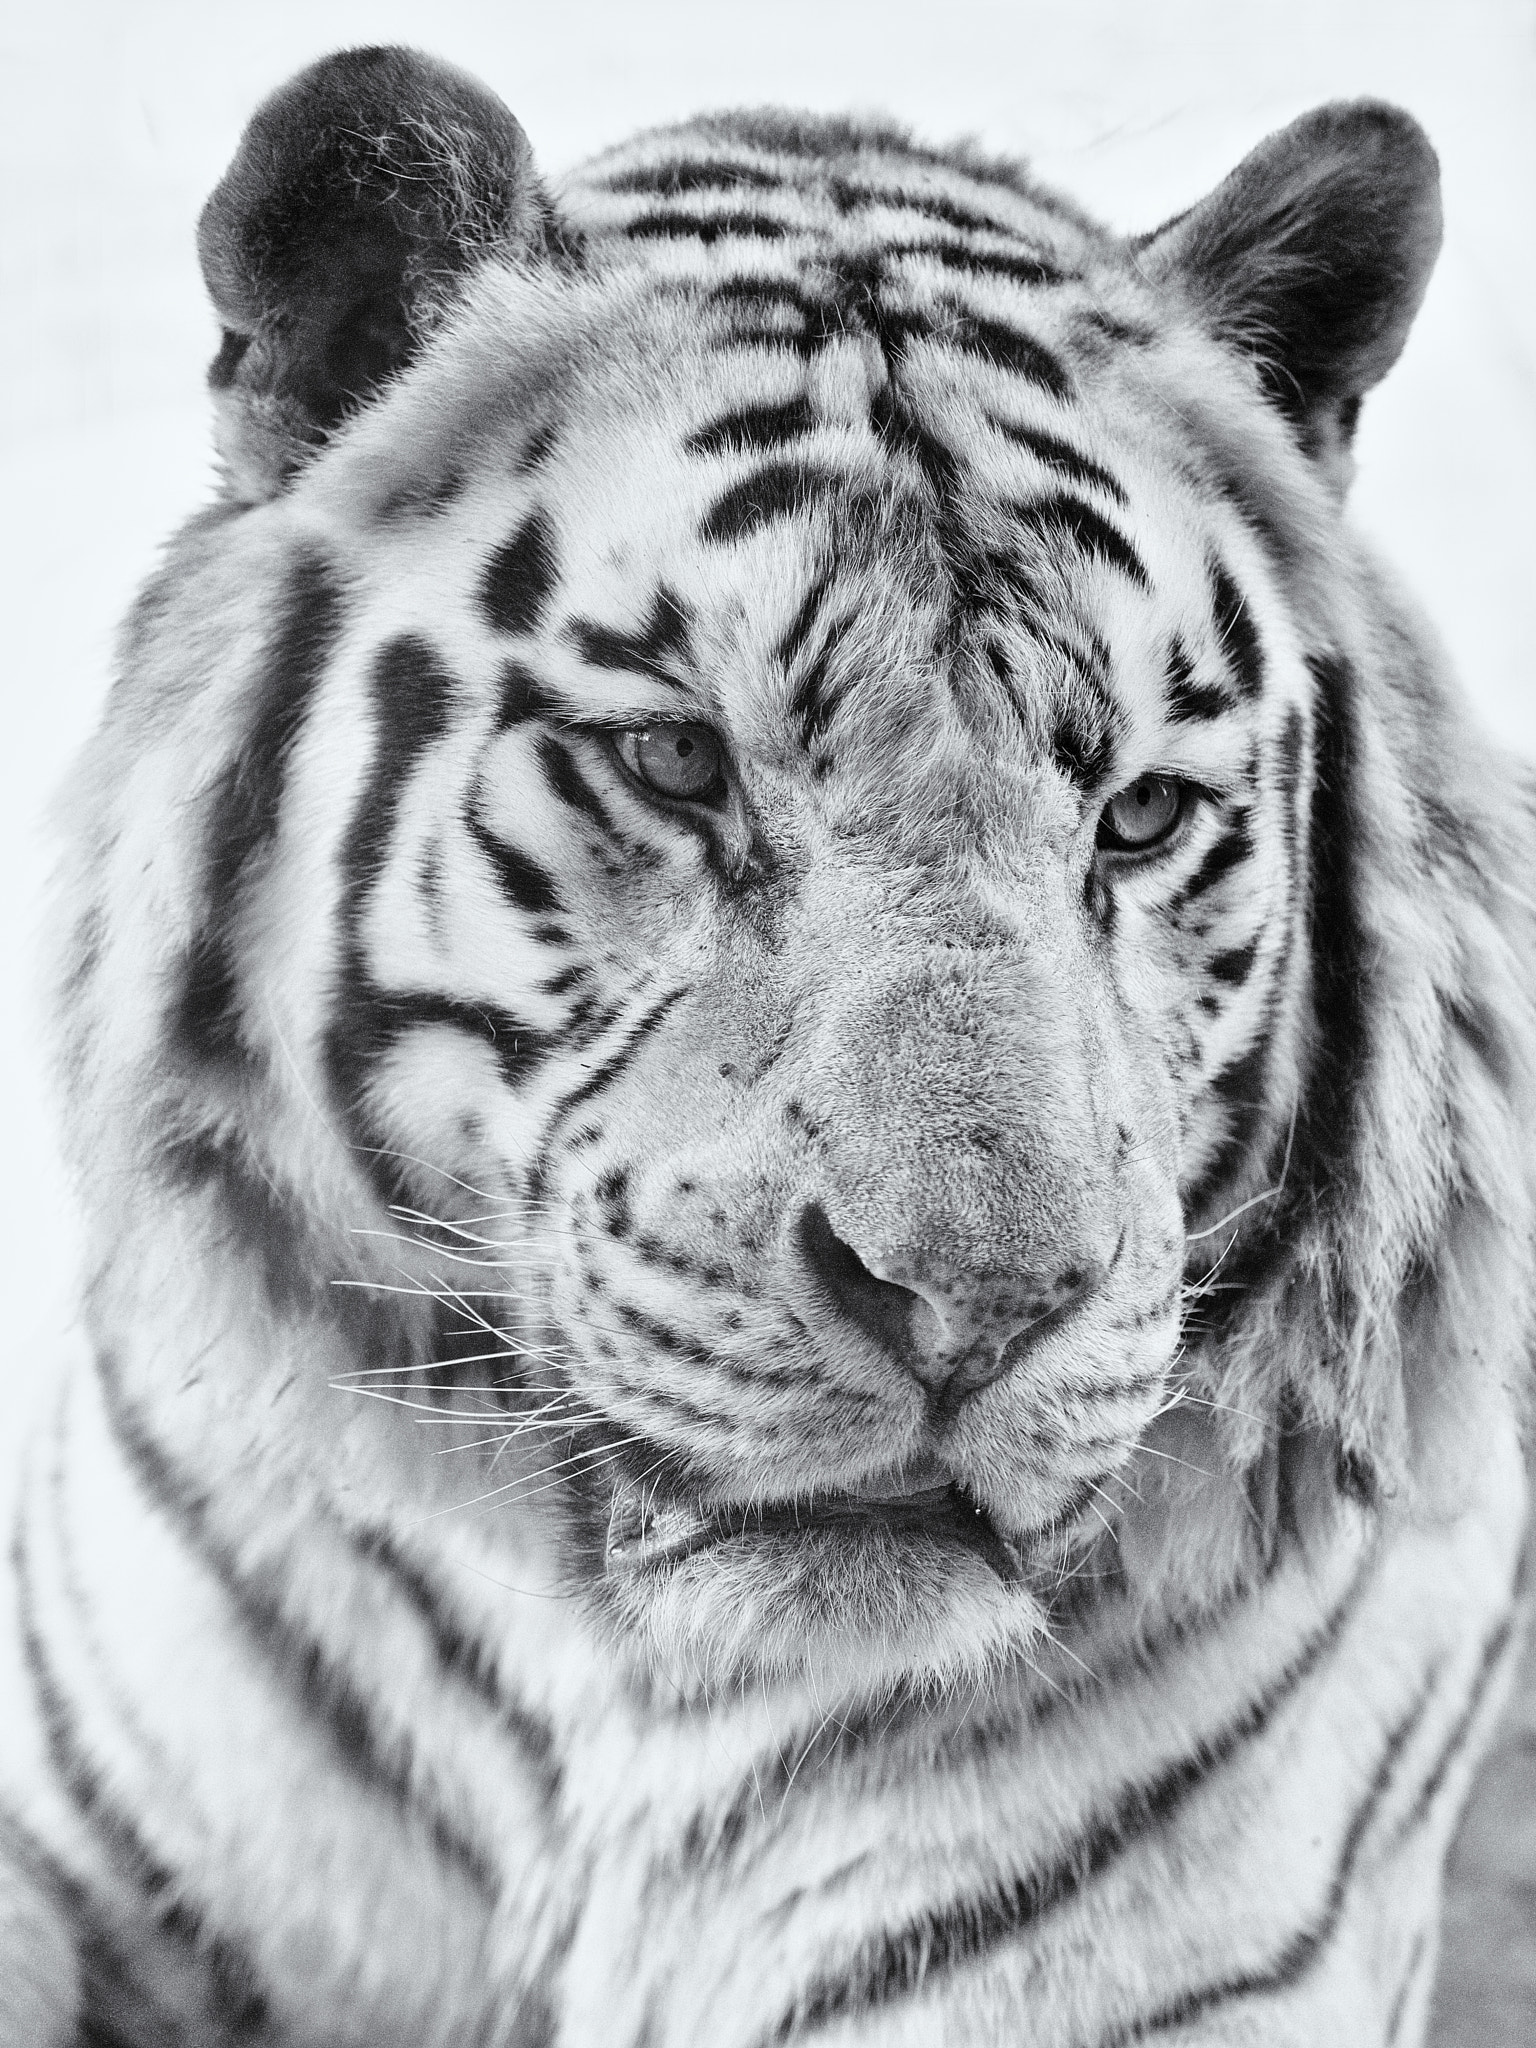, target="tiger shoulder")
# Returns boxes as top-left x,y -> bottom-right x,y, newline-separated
3,44 -> 1533,2048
